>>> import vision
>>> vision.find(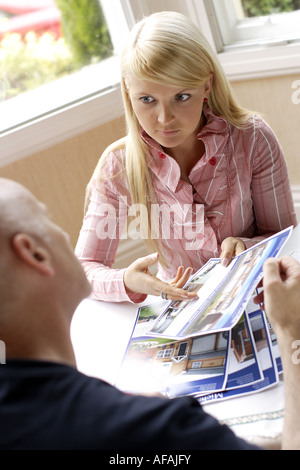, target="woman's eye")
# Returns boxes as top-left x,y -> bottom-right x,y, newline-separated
140,96 -> 155,104
177,94 -> 190,102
